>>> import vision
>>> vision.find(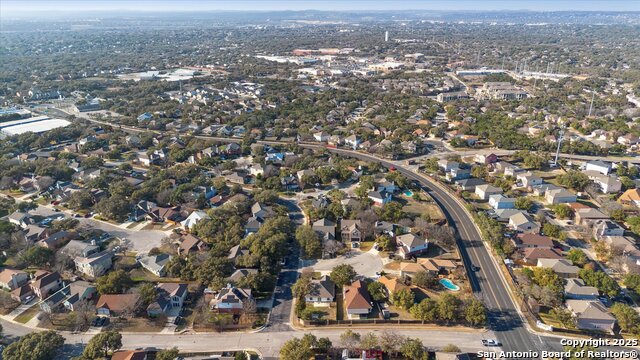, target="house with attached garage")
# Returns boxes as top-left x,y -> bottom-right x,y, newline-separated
508,212 -> 540,234
584,160 -> 612,175
210,284 -> 254,314
564,278 -> 599,300
147,283 -> 188,317
138,254 -> 172,277
340,219 -> 362,244
396,233 -> 428,259
584,171 -> 622,194
75,251 -> 113,278
517,172 -> 543,188
455,178 -> 487,192
343,280 -> 372,320
537,259 -> 579,278
96,294 -> 141,317
618,188 -> 640,207
545,188 -> 577,205
566,300 -> 616,334
0,269 -> 28,290
592,219 -> 625,240
305,275 -> 336,307
488,194 -> 516,210
475,184 -> 502,200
